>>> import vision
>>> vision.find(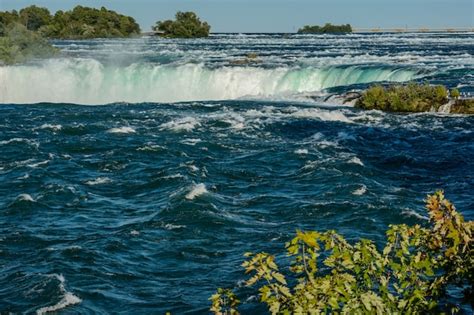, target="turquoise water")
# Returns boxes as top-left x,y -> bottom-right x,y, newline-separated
0,32 -> 473,313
